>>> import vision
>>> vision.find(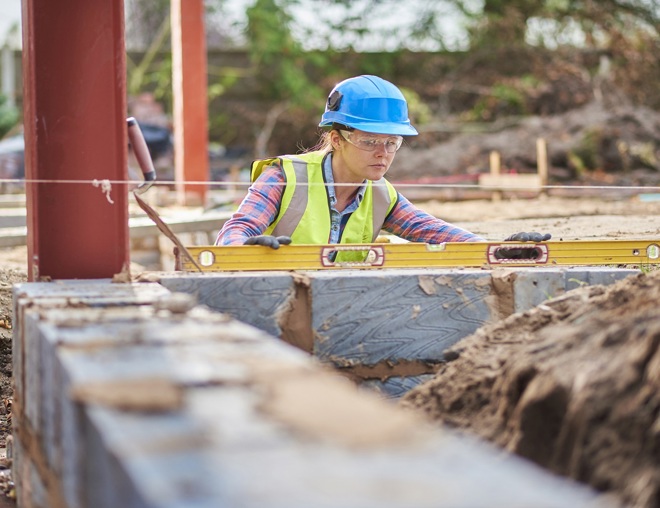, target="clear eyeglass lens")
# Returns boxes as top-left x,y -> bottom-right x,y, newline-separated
341,131 -> 403,153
